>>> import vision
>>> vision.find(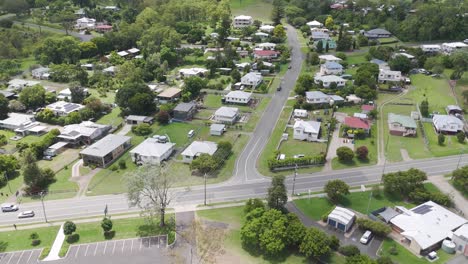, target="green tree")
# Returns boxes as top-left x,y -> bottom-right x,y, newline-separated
389,55 -> 412,74
70,85 -> 87,104
36,37 -> 81,65
438,133 -> 445,145
420,99 -> 429,117
230,69 -> 241,83
271,0 -> 285,25
0,94 -> 9,119
356,218 -> 391,237
316,40 -> 323,53
267,175 -> 288,211
101,218 -> 113,233
299,227 -> 331,259
182,76 -> 206,100
452,166 -> 468,193
79,42 -> 98,59
128,93 -> 156,115
285,213 -> 306,248
325,179 -> 350,202
457,131 -> 465,143
131,123 -> 152,136
63,221 -> 77,235
116,81 -> 153,109
244,198 -> 265,214
19,85 -> 46,109
336,146 -> 354,162
310,52 -> 320,65
0,154 -> 18,186
383,168 -> 427,197
346,254 -> 376,264
273,25 -> 286,39
190,154 -> 218,174
2,0 -> 29,16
